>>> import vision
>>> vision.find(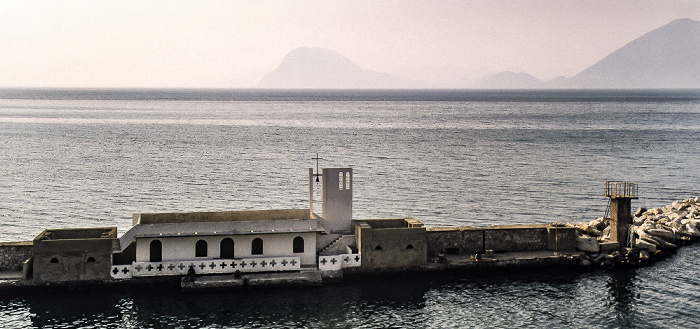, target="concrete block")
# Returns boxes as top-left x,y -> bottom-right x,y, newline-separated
599,241 -> 620,252
576,236 -> 600,253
